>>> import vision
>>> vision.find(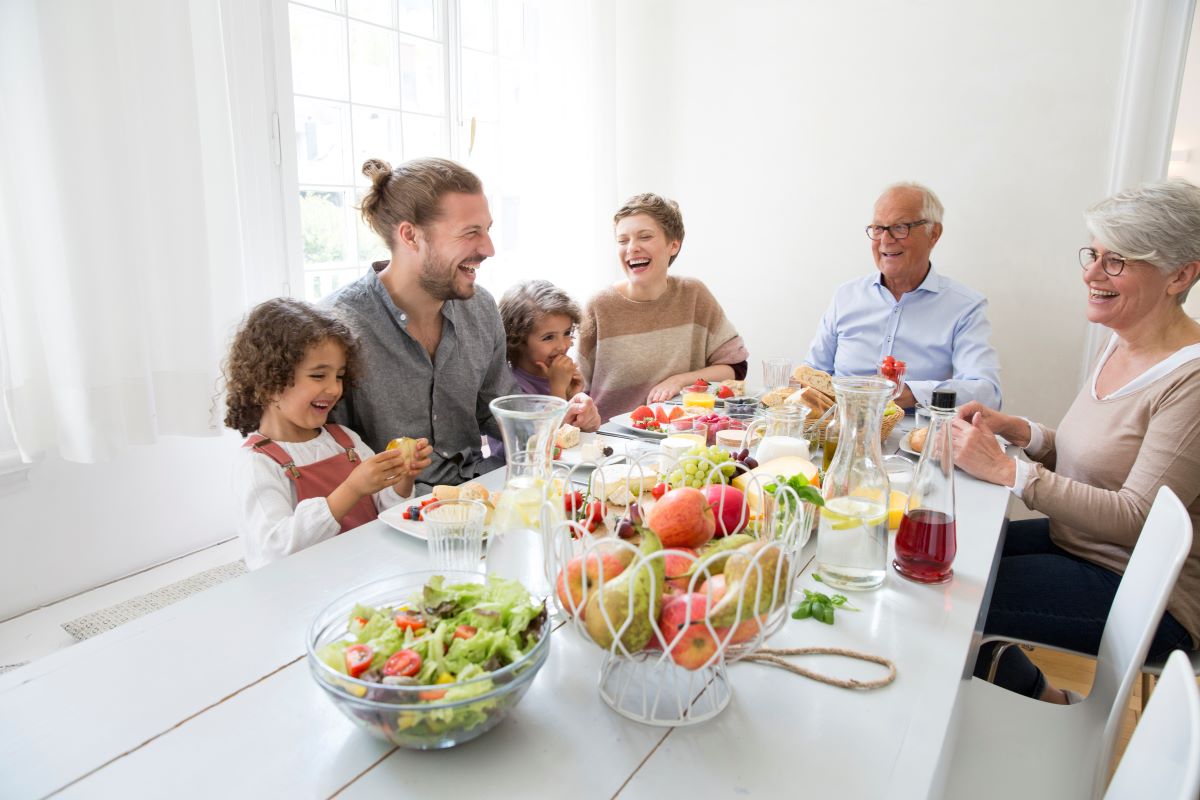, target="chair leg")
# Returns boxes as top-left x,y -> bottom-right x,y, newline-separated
1139,671 -> 1155,711
986,641 -> 1026,684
